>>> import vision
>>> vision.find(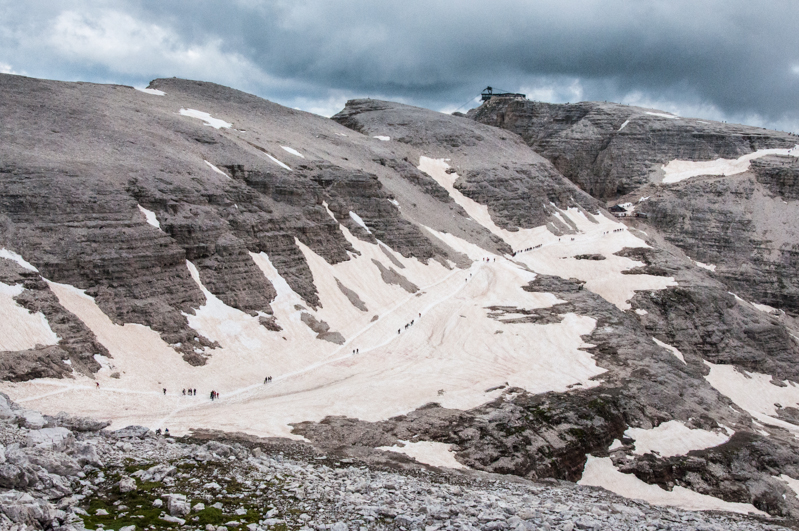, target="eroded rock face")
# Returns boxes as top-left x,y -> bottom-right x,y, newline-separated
468,98 -> 795,200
